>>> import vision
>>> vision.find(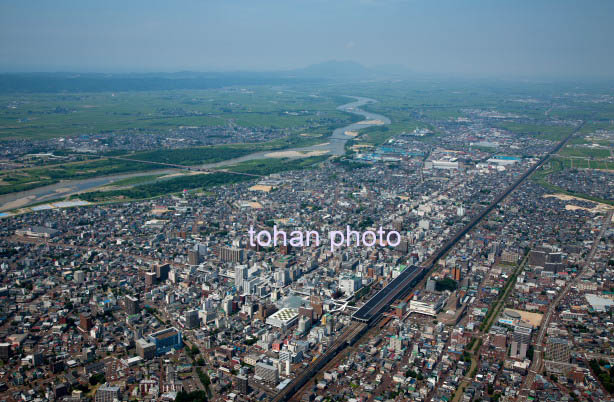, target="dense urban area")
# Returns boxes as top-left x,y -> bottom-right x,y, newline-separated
1,80 -> 614,402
